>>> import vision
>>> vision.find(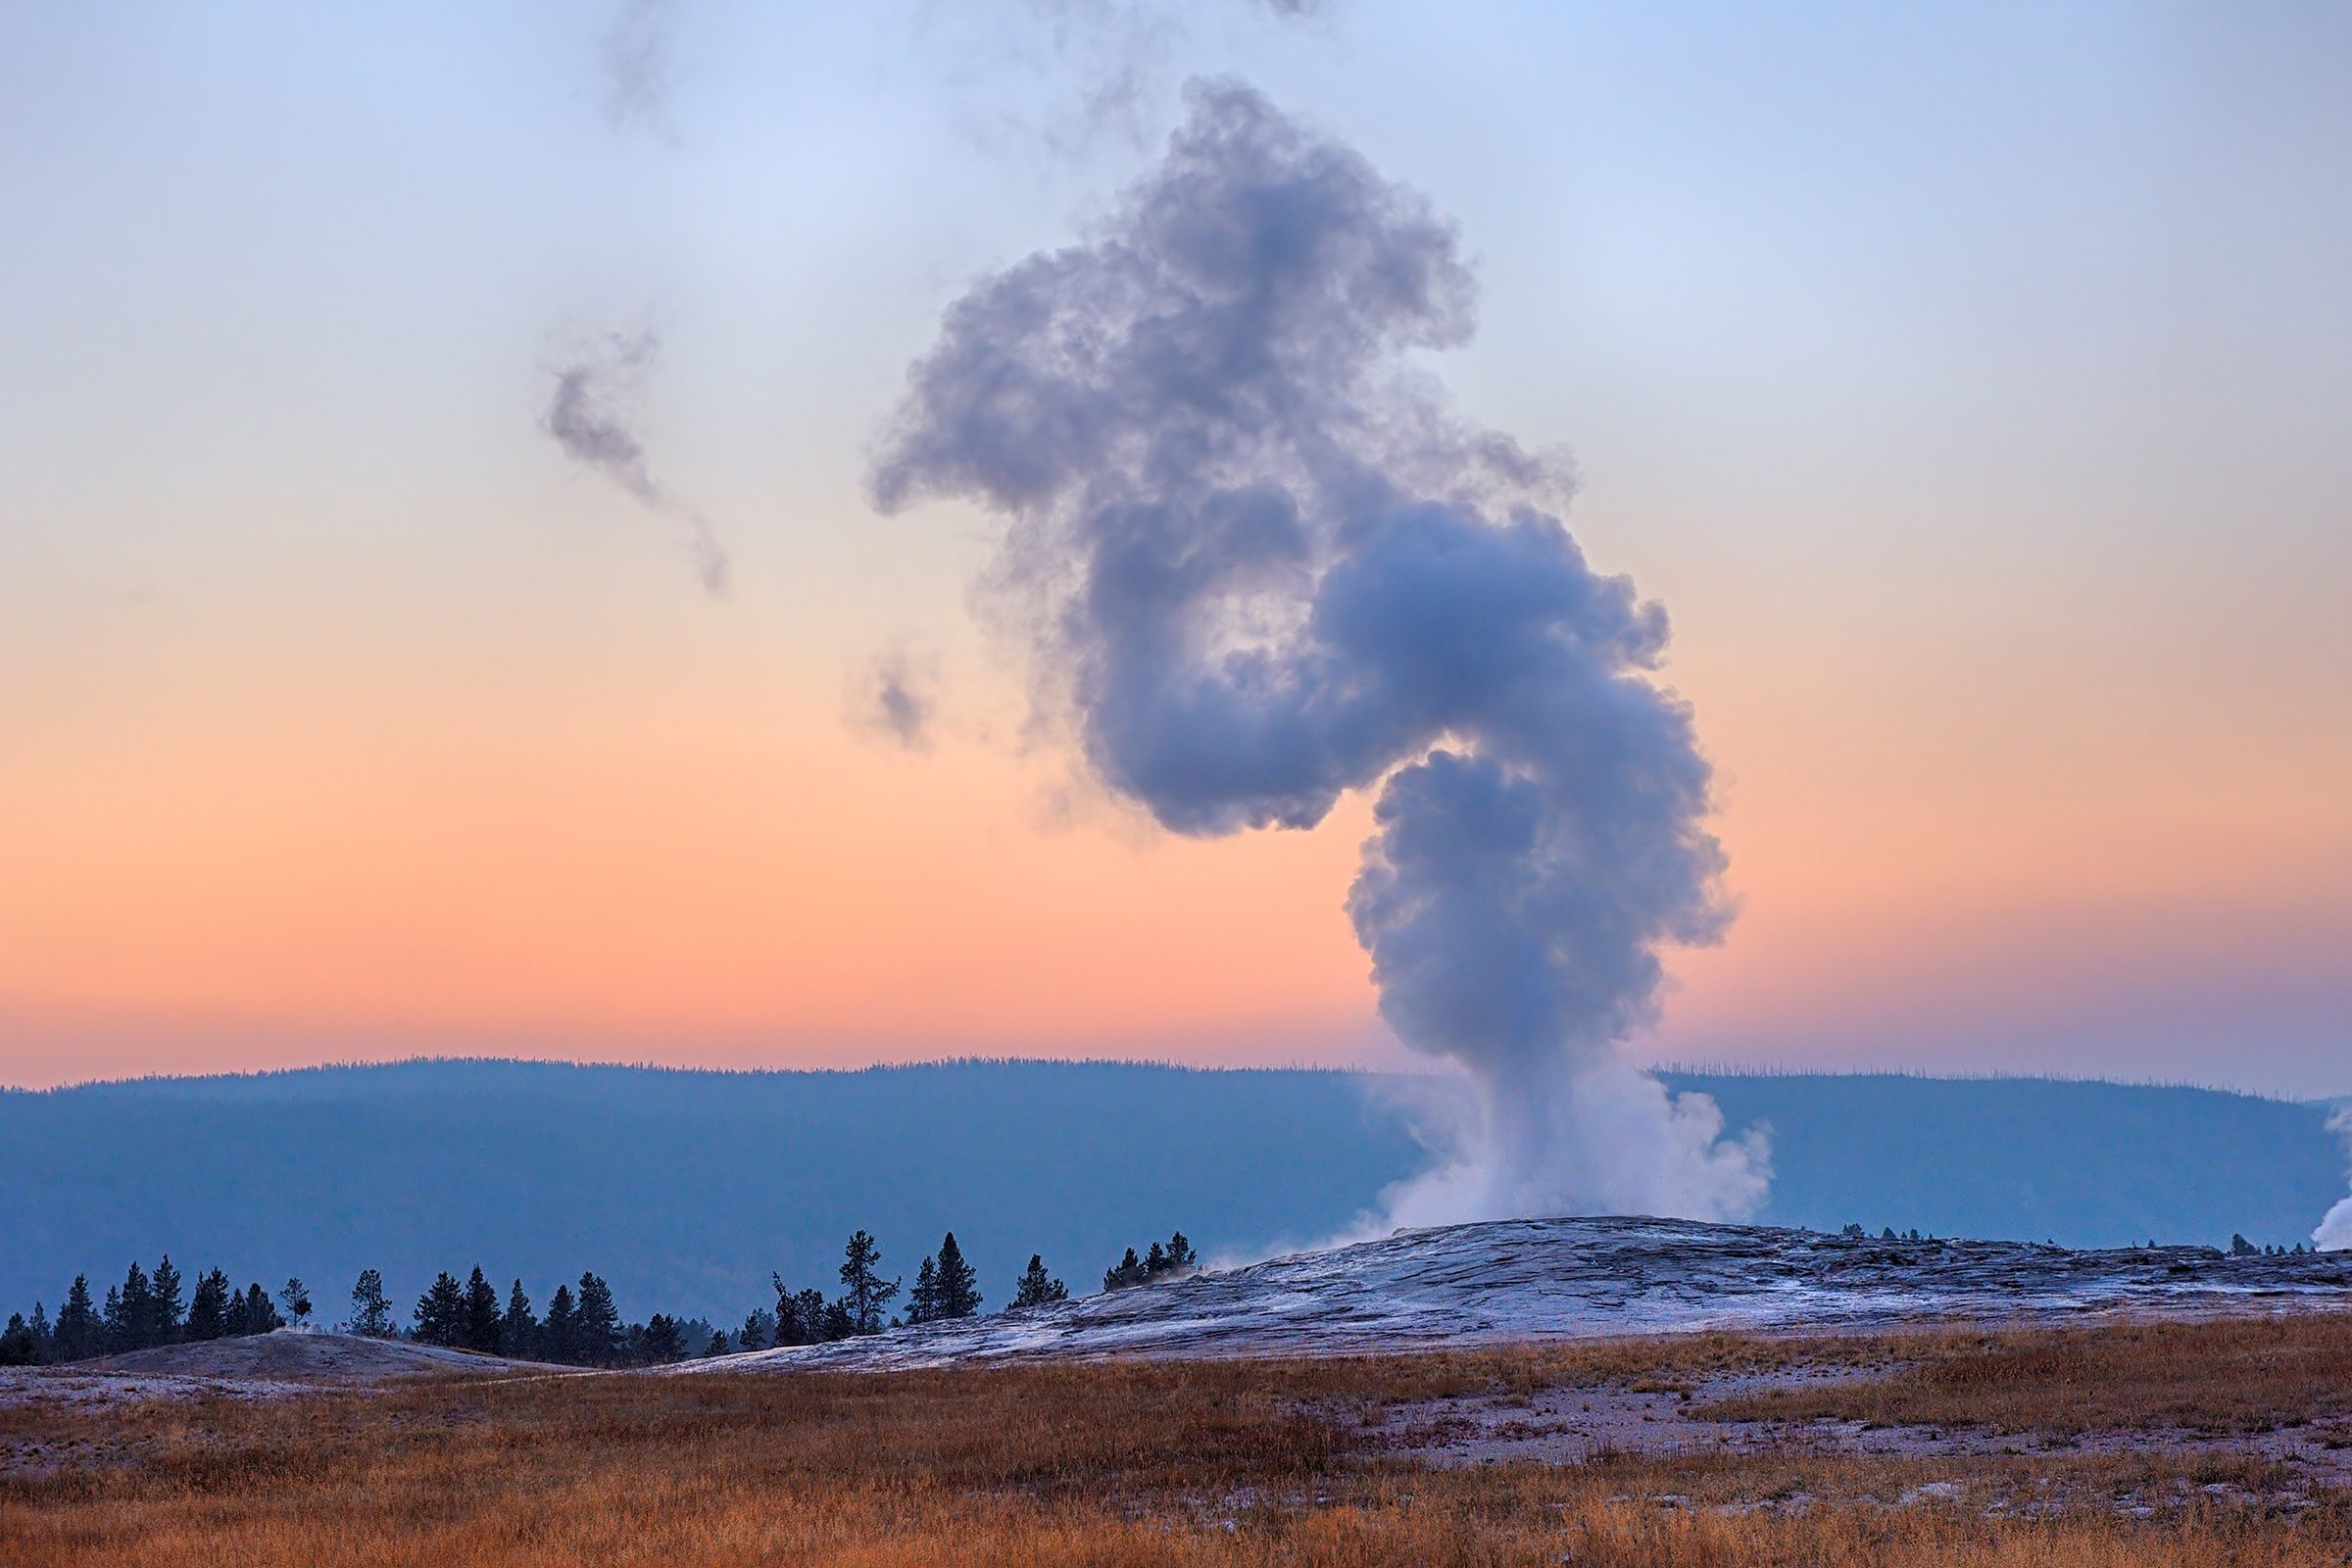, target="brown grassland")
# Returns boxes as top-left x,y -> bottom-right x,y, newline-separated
4,1312 -> 2350,1566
